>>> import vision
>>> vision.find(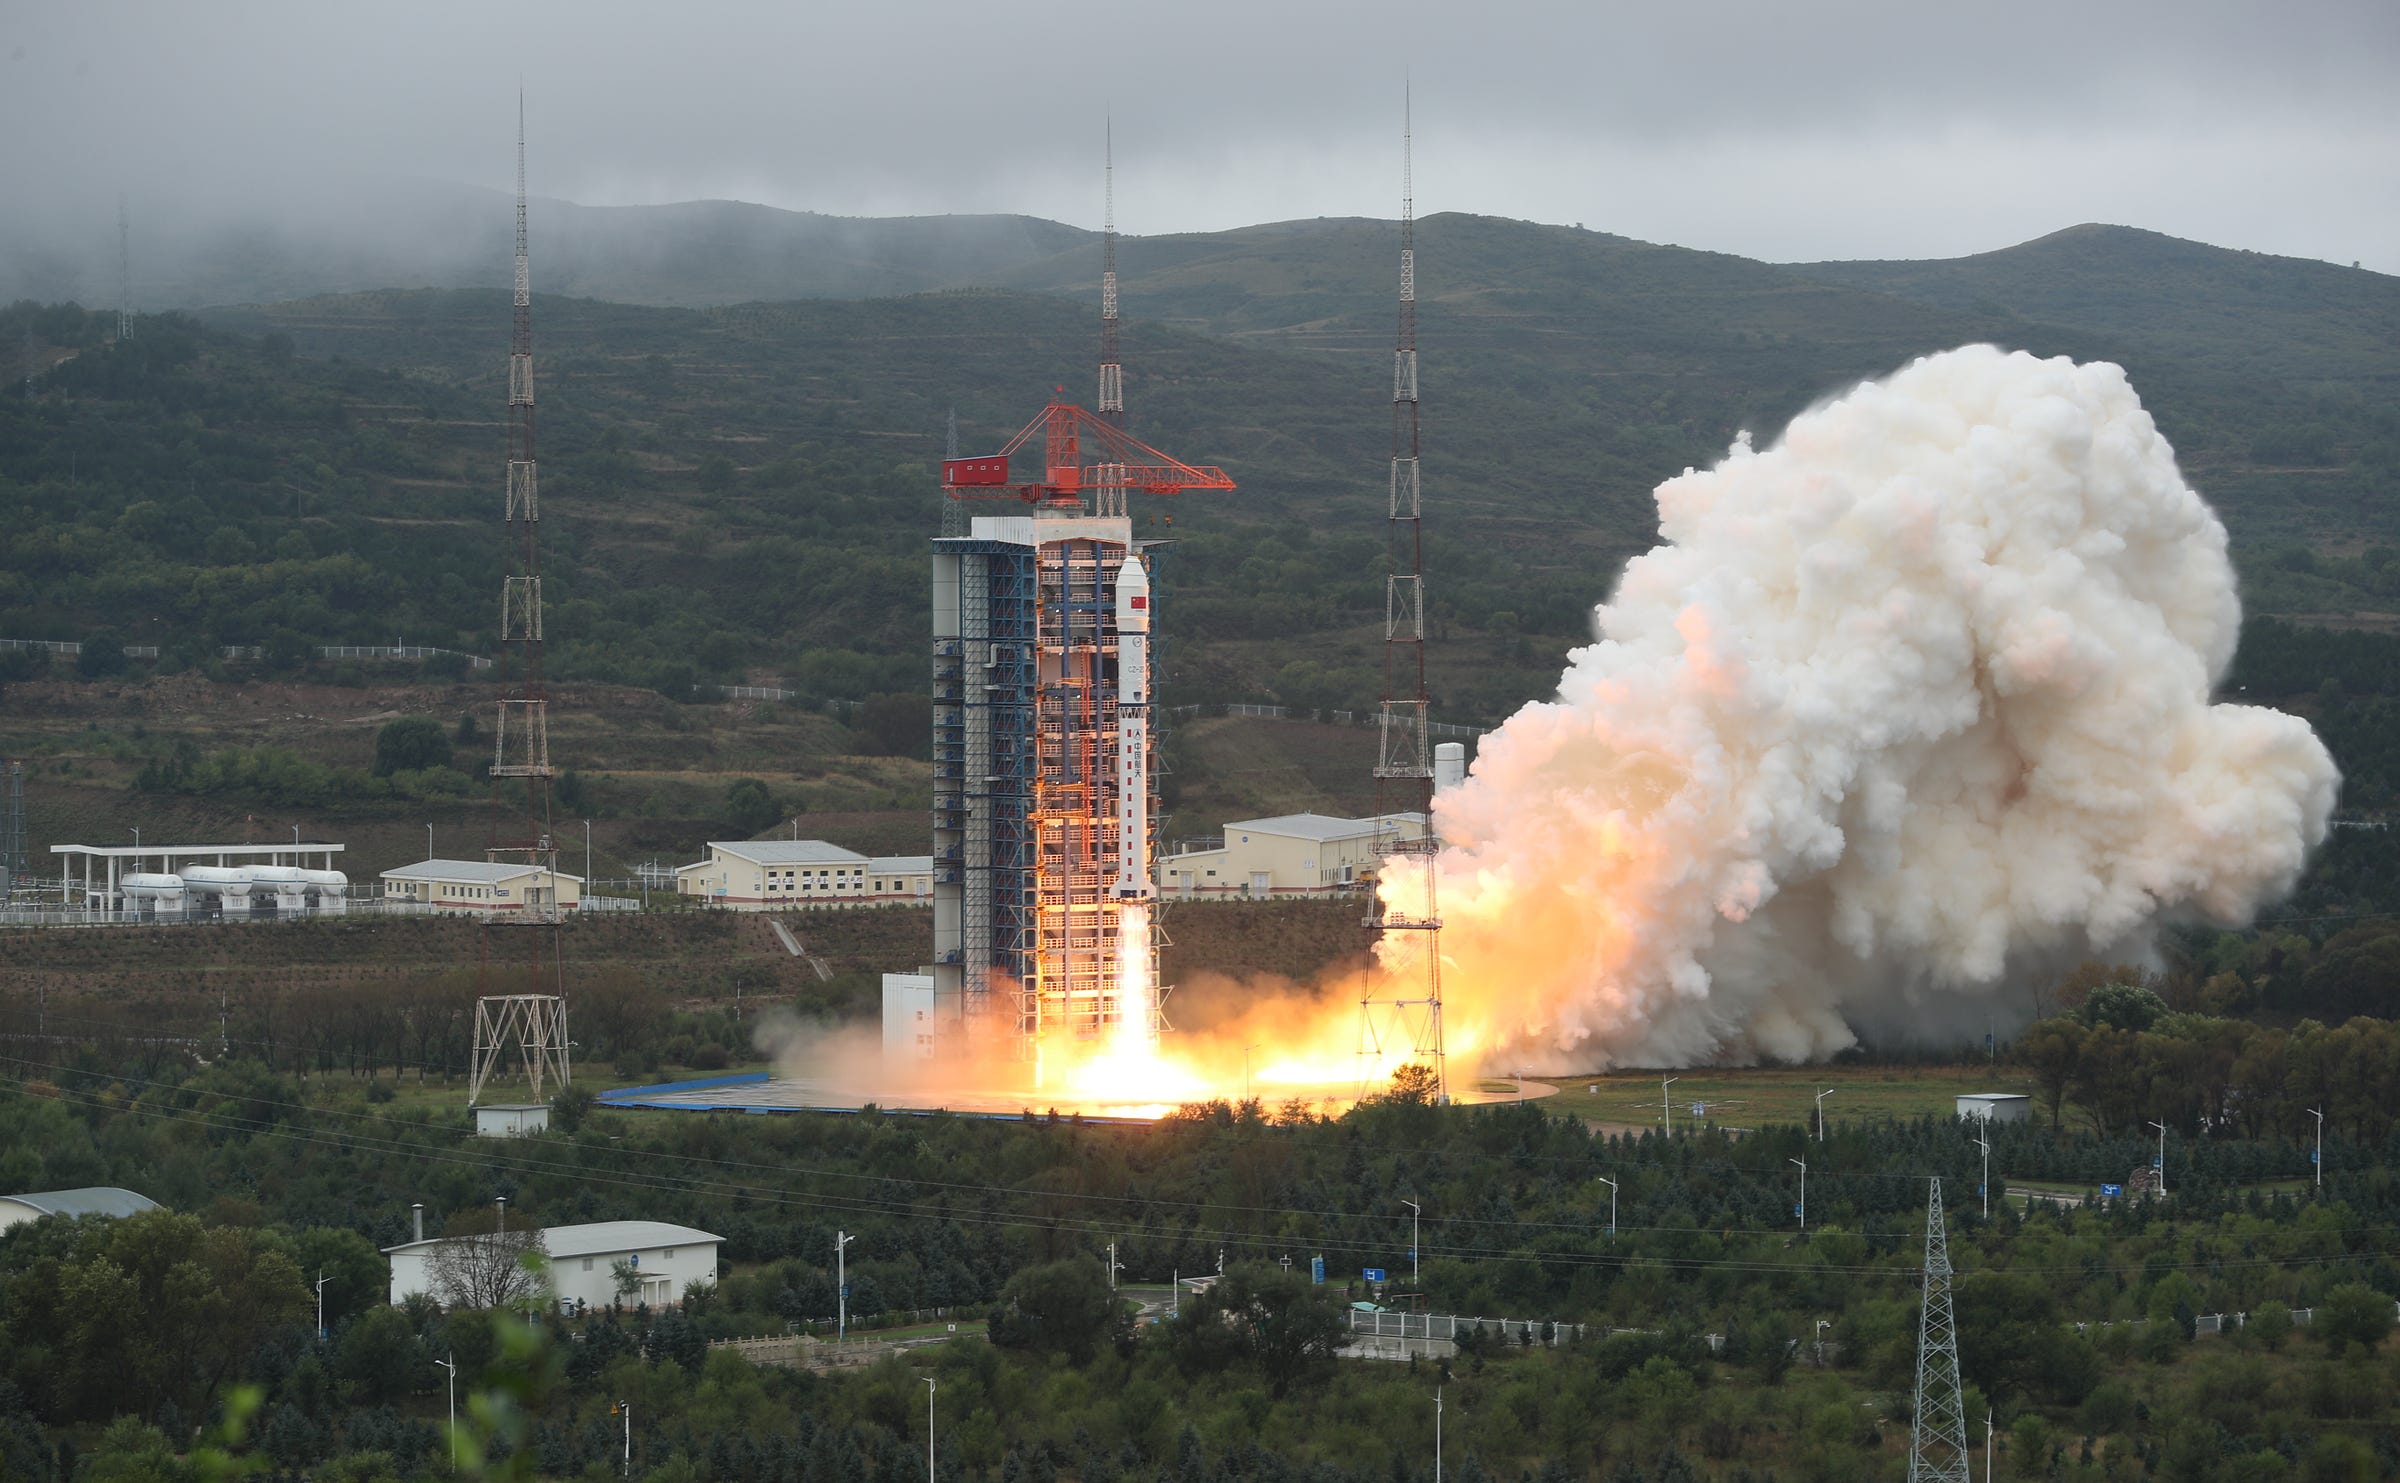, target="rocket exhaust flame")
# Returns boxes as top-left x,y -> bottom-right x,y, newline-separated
1386,346 -> 2336,1071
